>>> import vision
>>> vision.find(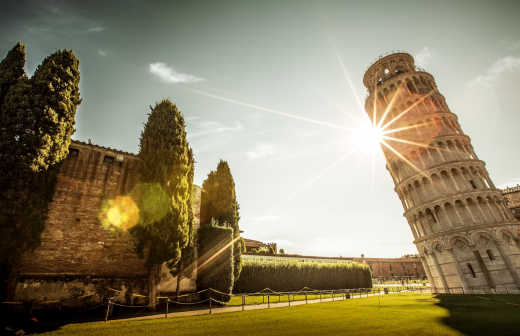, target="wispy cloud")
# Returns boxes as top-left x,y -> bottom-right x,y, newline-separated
97,49 -> 107,57
468,56 -> 520,88
149,62 -> 205,83
414,47 -> 432,67
189,121 -> 243,139
246,144 -> 276,160
87,26 -> 105,33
